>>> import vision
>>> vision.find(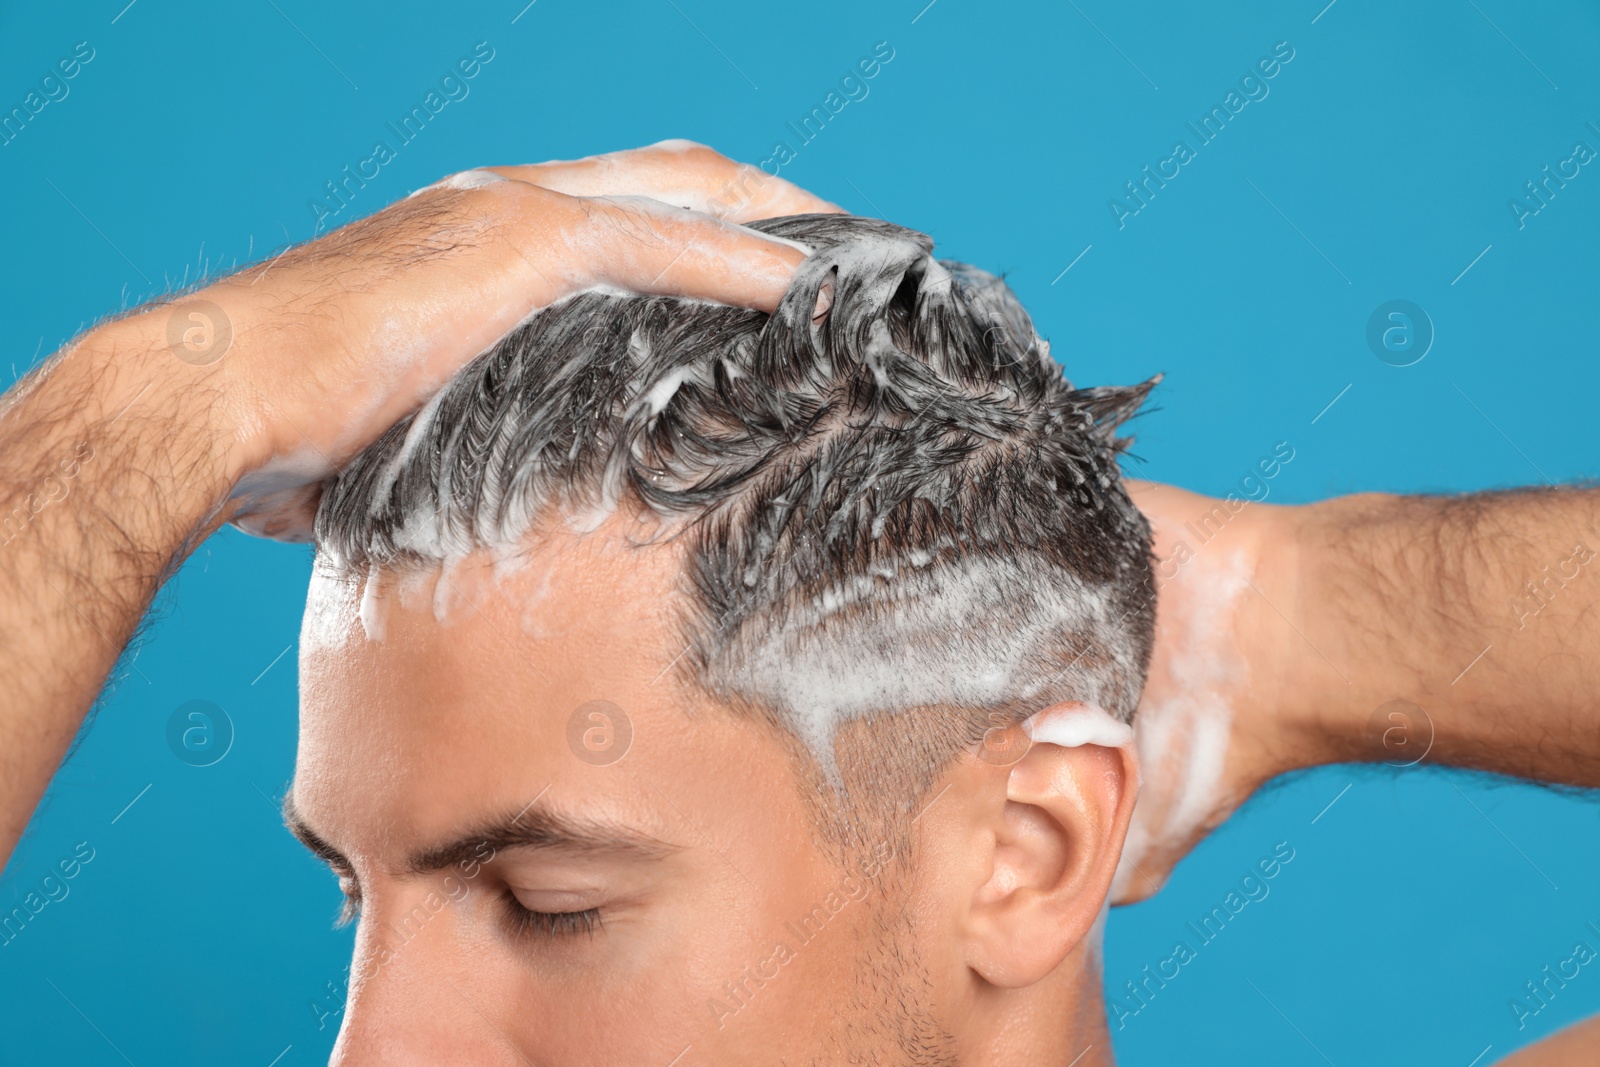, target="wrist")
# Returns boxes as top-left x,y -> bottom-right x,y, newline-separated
1219,497 -> 1317,785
